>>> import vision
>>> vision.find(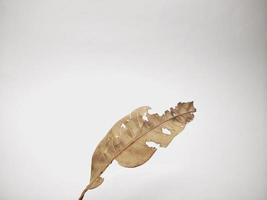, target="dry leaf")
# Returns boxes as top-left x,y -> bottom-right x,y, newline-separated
79,102 -> 196,200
